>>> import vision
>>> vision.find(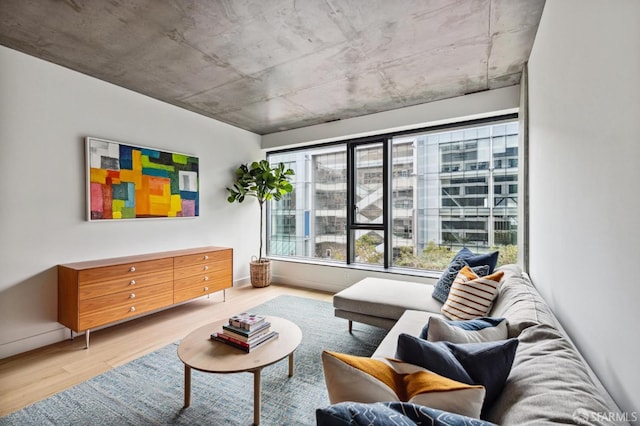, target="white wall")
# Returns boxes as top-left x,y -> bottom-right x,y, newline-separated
0,46 -> 262,358
528,0 -> 640,416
